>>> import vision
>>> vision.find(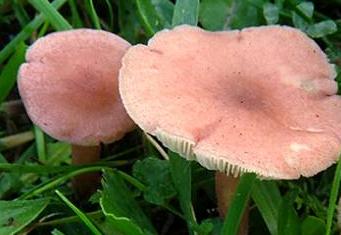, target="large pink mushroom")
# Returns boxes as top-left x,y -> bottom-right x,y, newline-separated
18,29 -> 135,196
119,25 -> 341,229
